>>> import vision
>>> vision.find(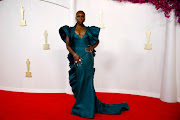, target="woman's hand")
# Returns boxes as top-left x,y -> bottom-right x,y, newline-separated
74,54 -> 83,66
85,45 -> 94,53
